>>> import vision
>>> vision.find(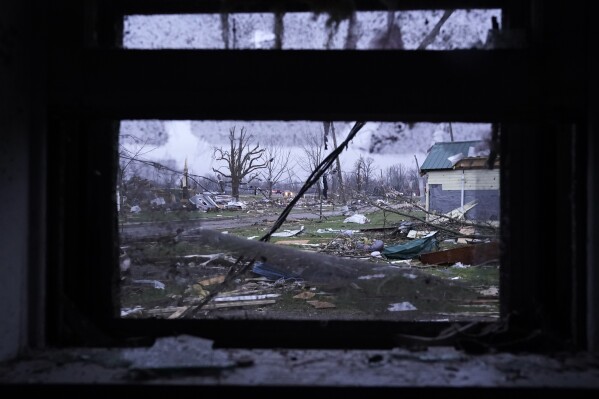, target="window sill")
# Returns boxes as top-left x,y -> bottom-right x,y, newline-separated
2,335 -> 598,395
